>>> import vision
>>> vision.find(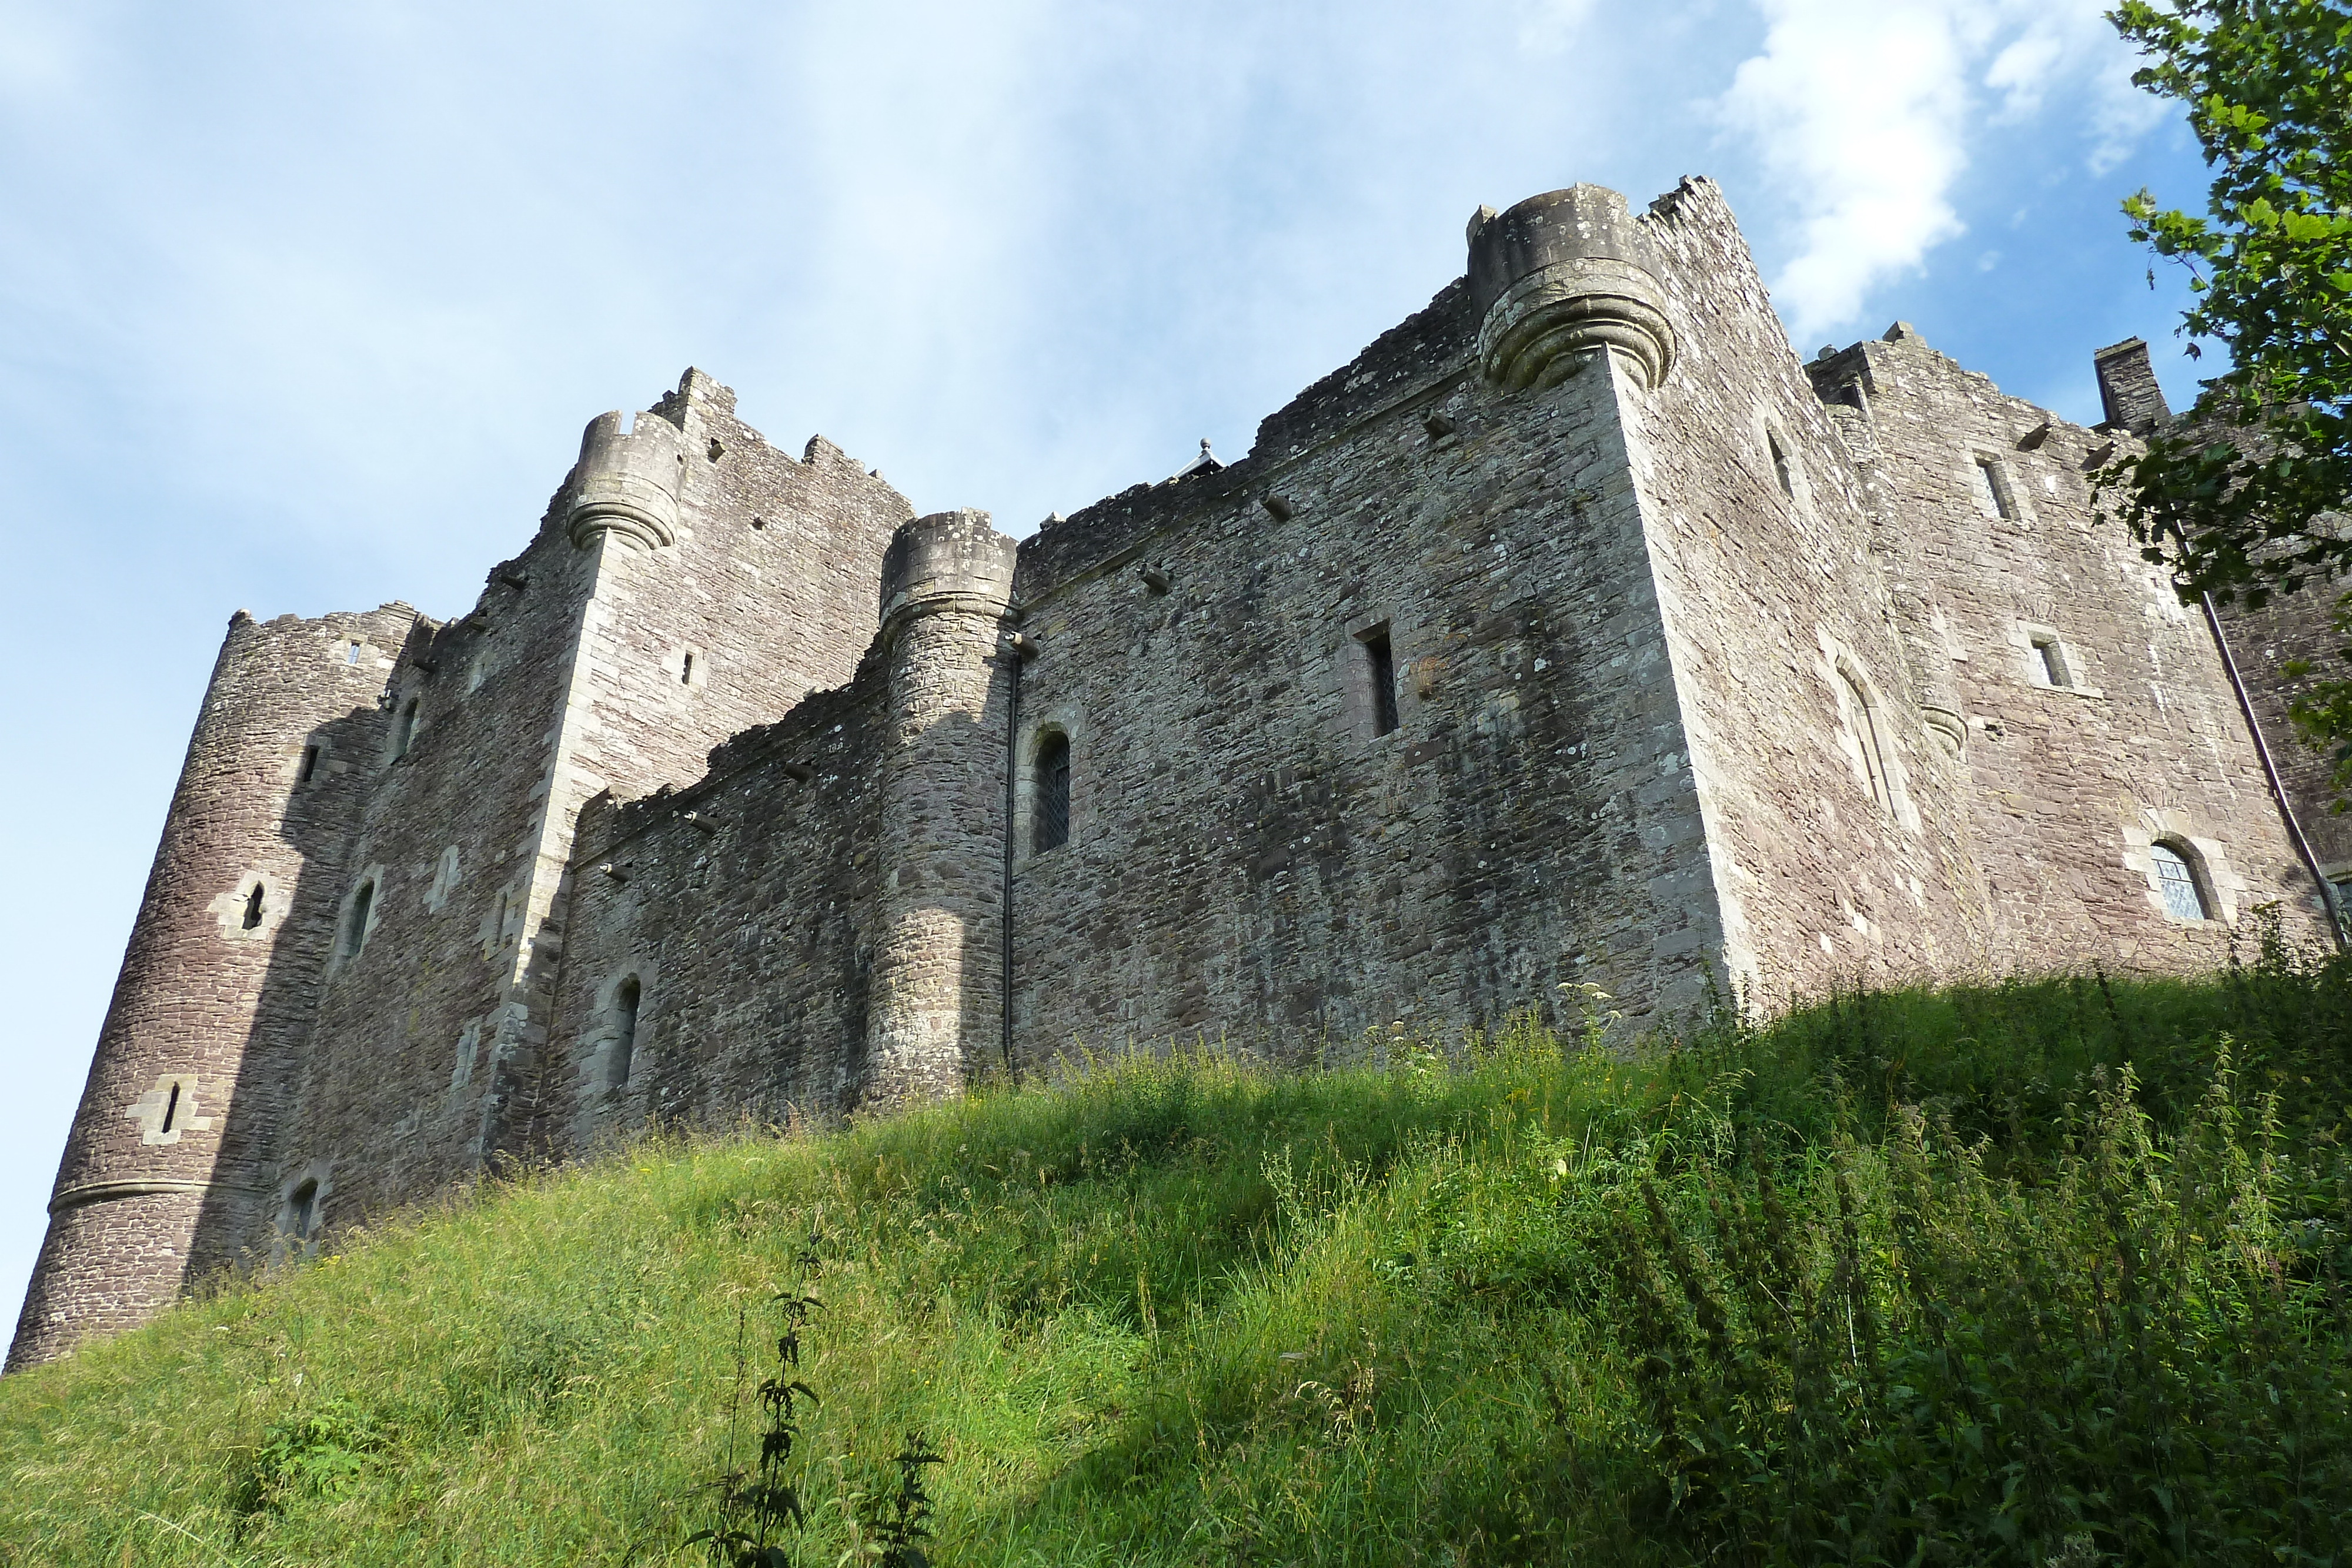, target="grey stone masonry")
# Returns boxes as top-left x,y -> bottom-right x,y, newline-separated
12,181 -> 2338,1370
